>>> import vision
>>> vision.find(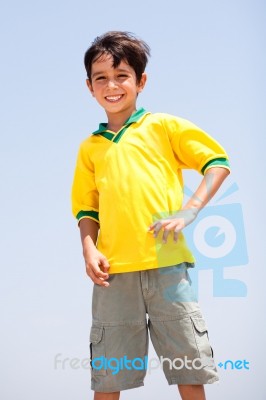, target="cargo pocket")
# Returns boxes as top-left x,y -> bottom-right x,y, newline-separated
89,325 -> 107,376
190,315 -> 213,365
